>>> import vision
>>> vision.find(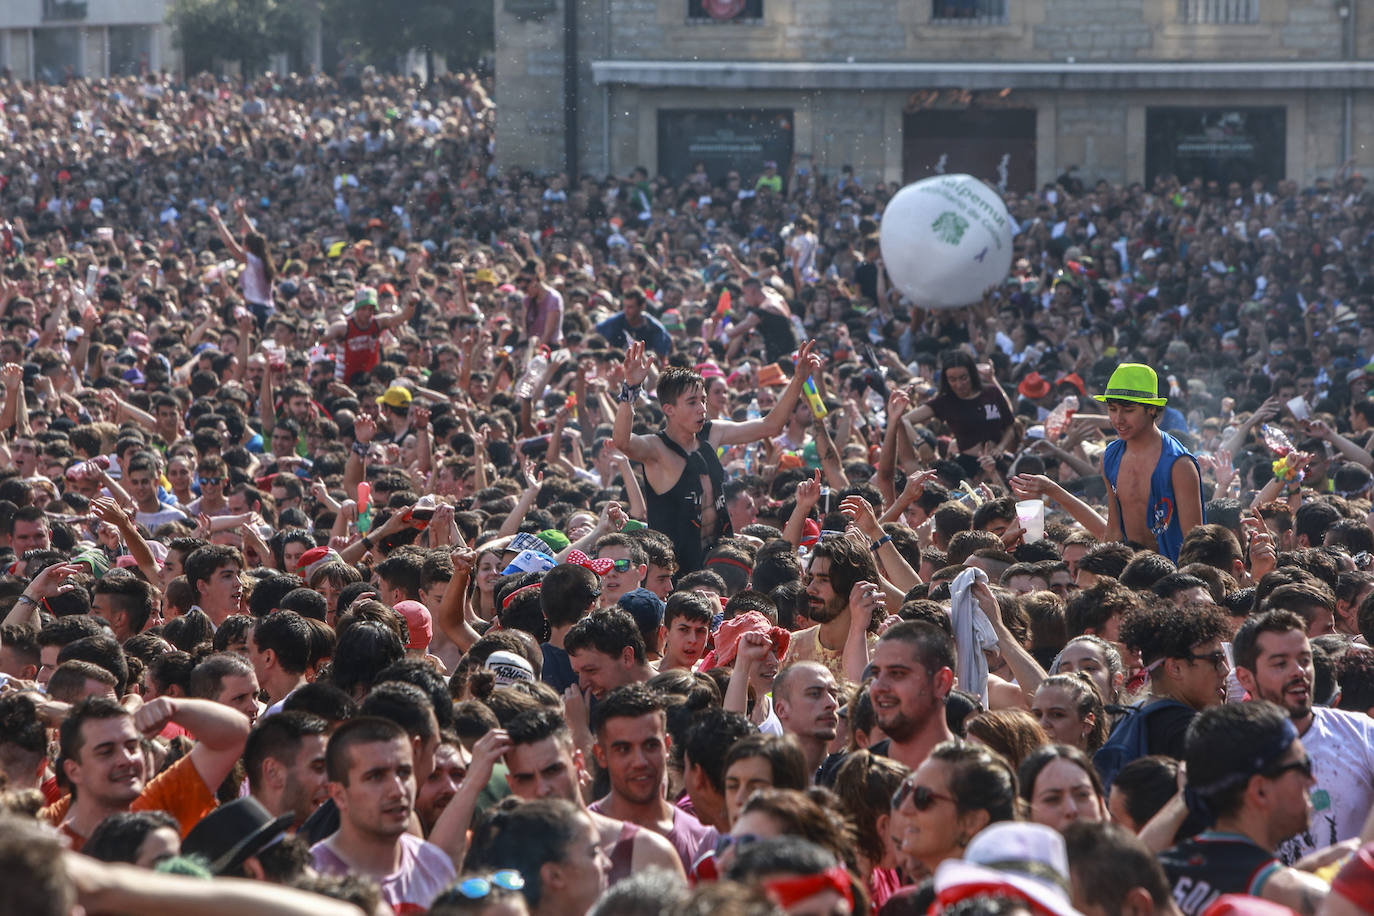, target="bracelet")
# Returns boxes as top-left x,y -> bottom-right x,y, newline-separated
360,534 -> 374,549
869,534 -> 893,552
617,382 -> 641,403
14,595 -> 37,609
351,441 -> 369,457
